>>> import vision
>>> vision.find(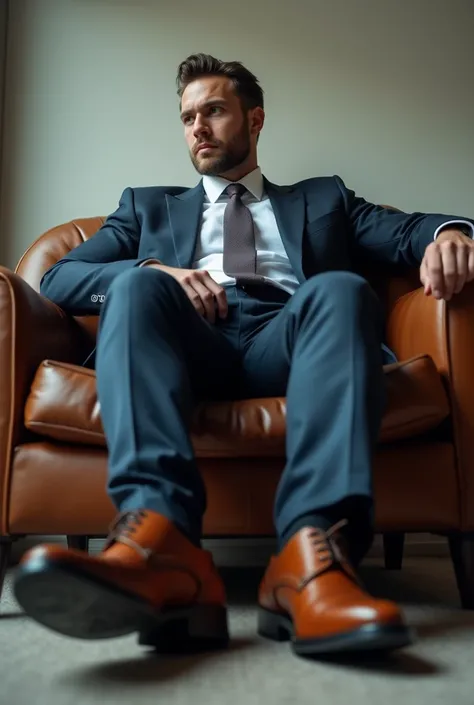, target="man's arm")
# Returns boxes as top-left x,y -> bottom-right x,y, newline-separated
334,175 -> 474,266
40,188 -> 155,315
